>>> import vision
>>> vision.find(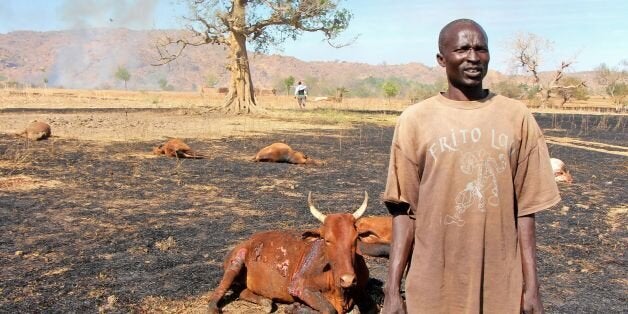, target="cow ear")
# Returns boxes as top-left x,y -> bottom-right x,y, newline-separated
302,229 -> 321,241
